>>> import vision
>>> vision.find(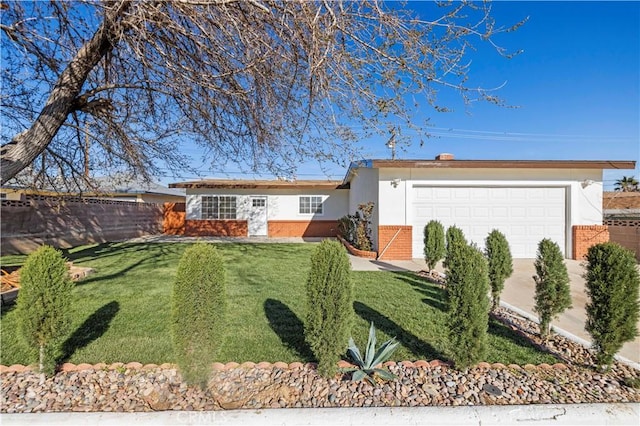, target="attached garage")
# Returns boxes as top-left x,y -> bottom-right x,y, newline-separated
411,186 -> 566,258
